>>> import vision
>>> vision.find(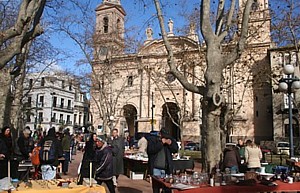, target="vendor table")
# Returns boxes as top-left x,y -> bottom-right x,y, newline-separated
11,186 -> 106,193
123,156 -> 194,179
152,176 -> 300,193
172,159 -> 194,173
123,156 -> 148,178
18,161 -> 33,181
